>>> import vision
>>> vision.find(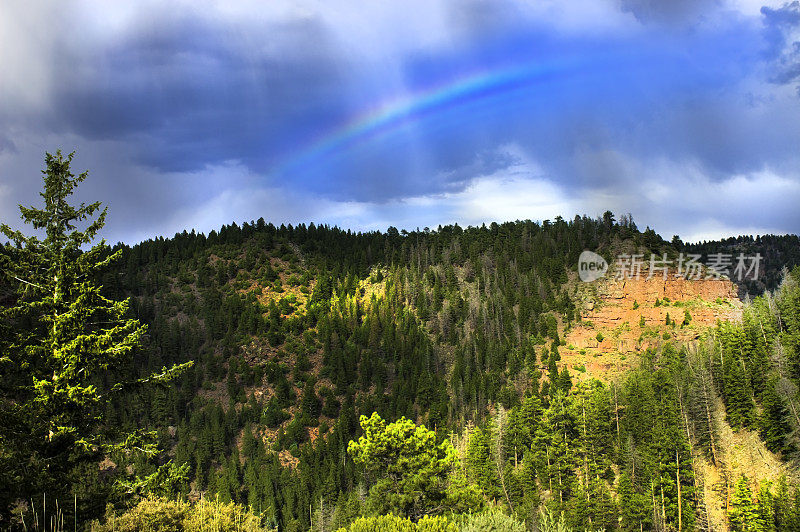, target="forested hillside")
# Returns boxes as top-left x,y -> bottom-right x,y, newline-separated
682,235 -> 800,297
3,155 -> 800,531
